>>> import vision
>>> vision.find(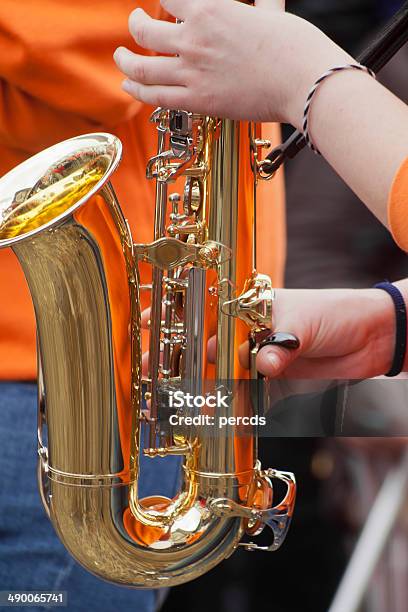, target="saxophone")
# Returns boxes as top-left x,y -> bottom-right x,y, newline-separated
0,109 -> 295,586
